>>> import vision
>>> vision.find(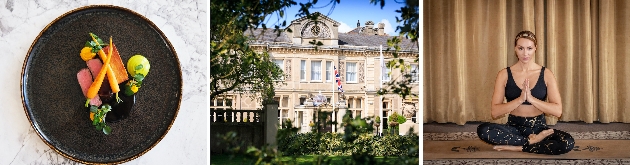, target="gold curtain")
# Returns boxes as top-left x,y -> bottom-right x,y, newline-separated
424,0 -> 630,125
